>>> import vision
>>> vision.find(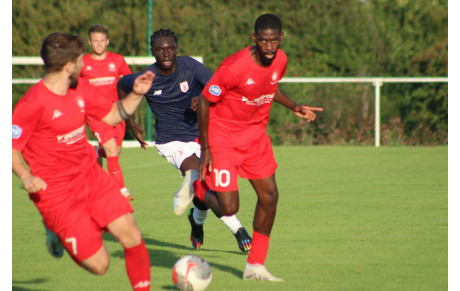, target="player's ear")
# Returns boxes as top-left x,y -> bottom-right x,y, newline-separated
280,32 -> 285,41
251,32 -> 257,42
